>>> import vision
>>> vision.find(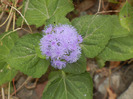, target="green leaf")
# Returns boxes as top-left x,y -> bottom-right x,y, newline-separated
0,31 -> 18,85
96,15 -> 133,62
7,34 -> 50,78
72,15 -> 112,58
98,35 -> 133,61
18,0 -> 74,27
0,63 -> 17,86
63,53 -> 86,74
119,2 -> 133,31
42,72 -> 93,99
